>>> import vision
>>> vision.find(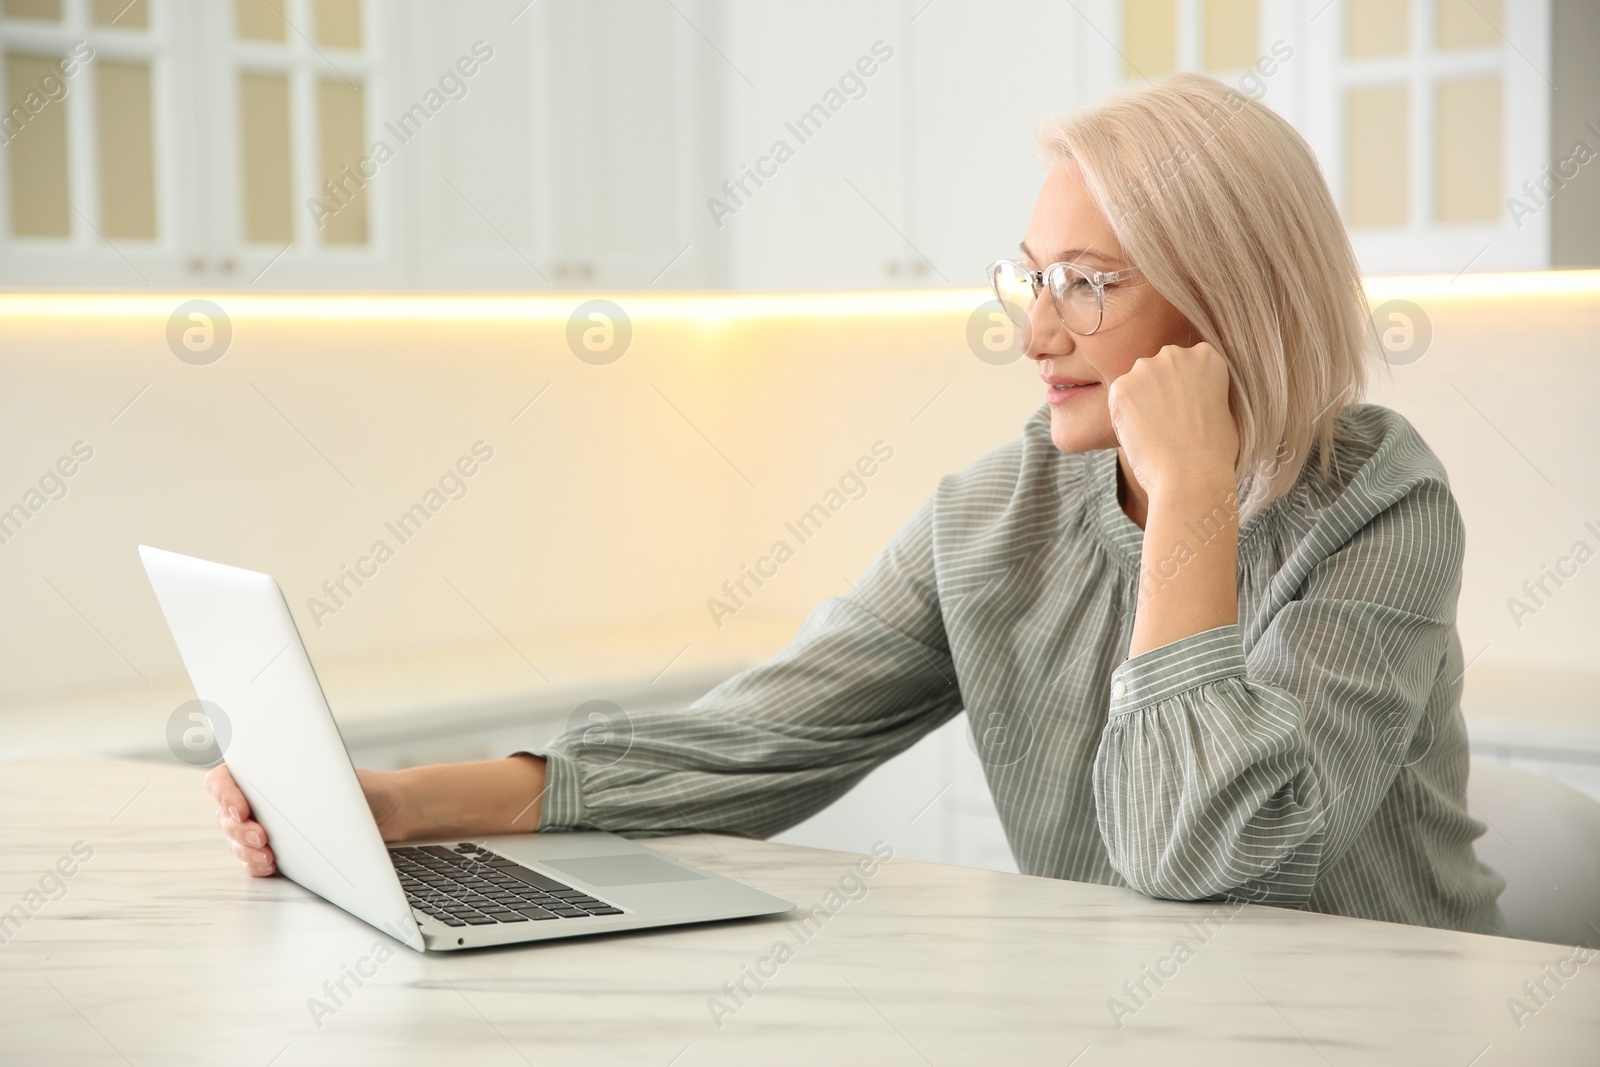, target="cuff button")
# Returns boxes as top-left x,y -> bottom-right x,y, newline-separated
1111,678 -> 1128,701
